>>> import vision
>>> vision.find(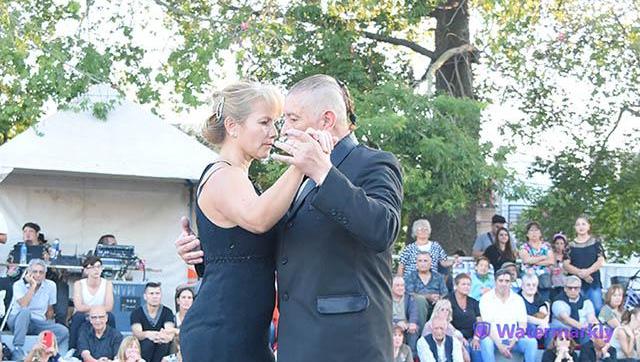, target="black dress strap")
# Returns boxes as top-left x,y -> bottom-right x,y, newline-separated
196,160 -> 232,198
